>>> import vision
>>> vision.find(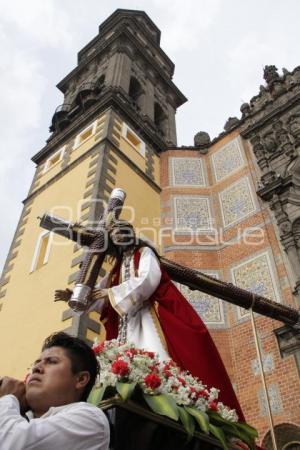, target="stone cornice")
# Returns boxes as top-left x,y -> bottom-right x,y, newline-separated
107,138 -> 161,194
257,175 -> 293,201
241,91 -> 300,138
97,9 -> 161,47
25,137 -> 160,204
32,88 -> 167,164
57,26 -> 182,104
